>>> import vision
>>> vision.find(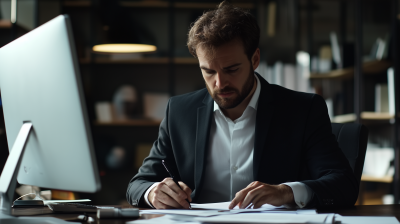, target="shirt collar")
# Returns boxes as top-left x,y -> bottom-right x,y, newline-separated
213,73 -> 261,112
